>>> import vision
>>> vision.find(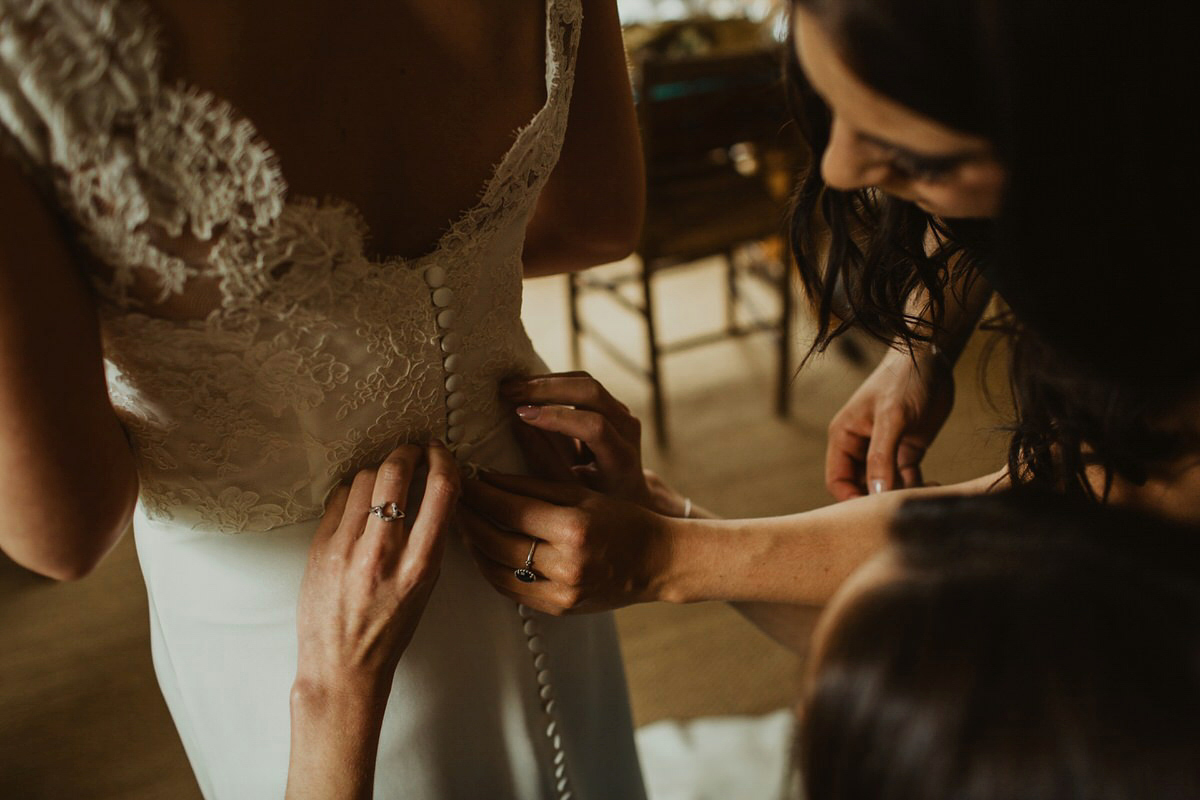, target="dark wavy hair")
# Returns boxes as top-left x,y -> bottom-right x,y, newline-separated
786,0 -> 997,352
800,491 -> 1200,800
1000,320 -> 1200,498
786,0 -> 1200,494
